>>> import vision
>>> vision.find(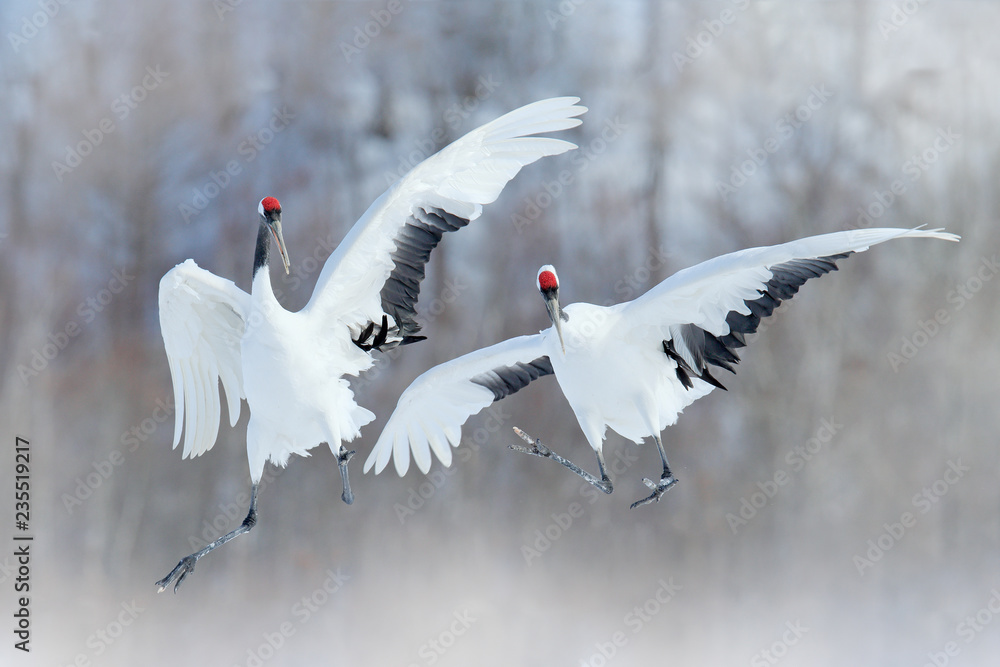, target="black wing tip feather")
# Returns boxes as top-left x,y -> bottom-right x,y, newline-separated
665,252 -> 851,391
400,335 -> 427,346
663,339 -> 731,391
374,206 -> 472,350
470,357 -> 553,403
353,315 -> 390,351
